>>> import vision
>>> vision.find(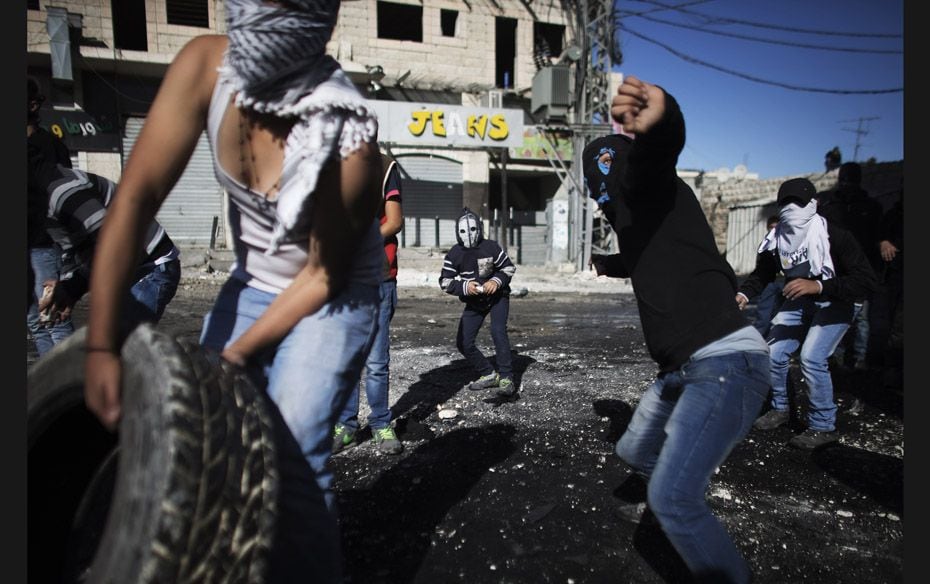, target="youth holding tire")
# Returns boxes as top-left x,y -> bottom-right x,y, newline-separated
80,1 -> 386,582
28,323 -> 278,583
